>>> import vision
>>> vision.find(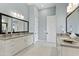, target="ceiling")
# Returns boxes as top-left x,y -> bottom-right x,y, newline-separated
27,3 -> 56,10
